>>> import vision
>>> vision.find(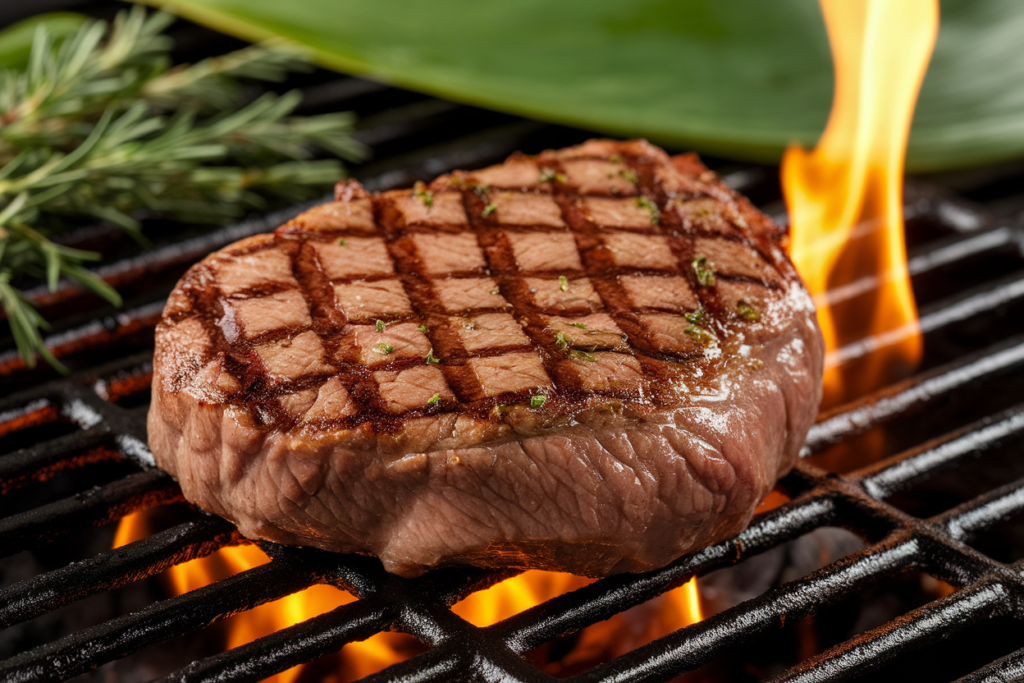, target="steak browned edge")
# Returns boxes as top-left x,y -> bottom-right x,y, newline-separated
148,139 -> 824,578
